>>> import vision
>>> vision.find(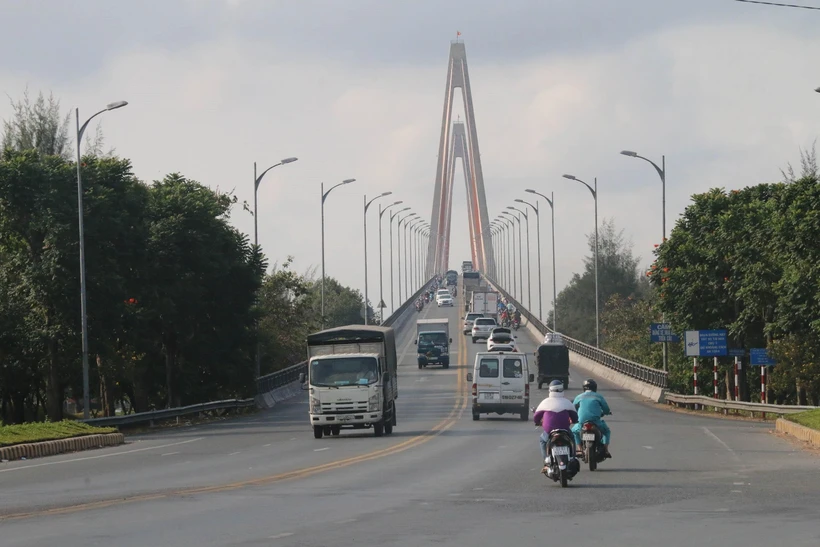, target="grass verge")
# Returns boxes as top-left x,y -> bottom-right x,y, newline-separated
785,409 -> 820,431
0,420 -> 117,447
